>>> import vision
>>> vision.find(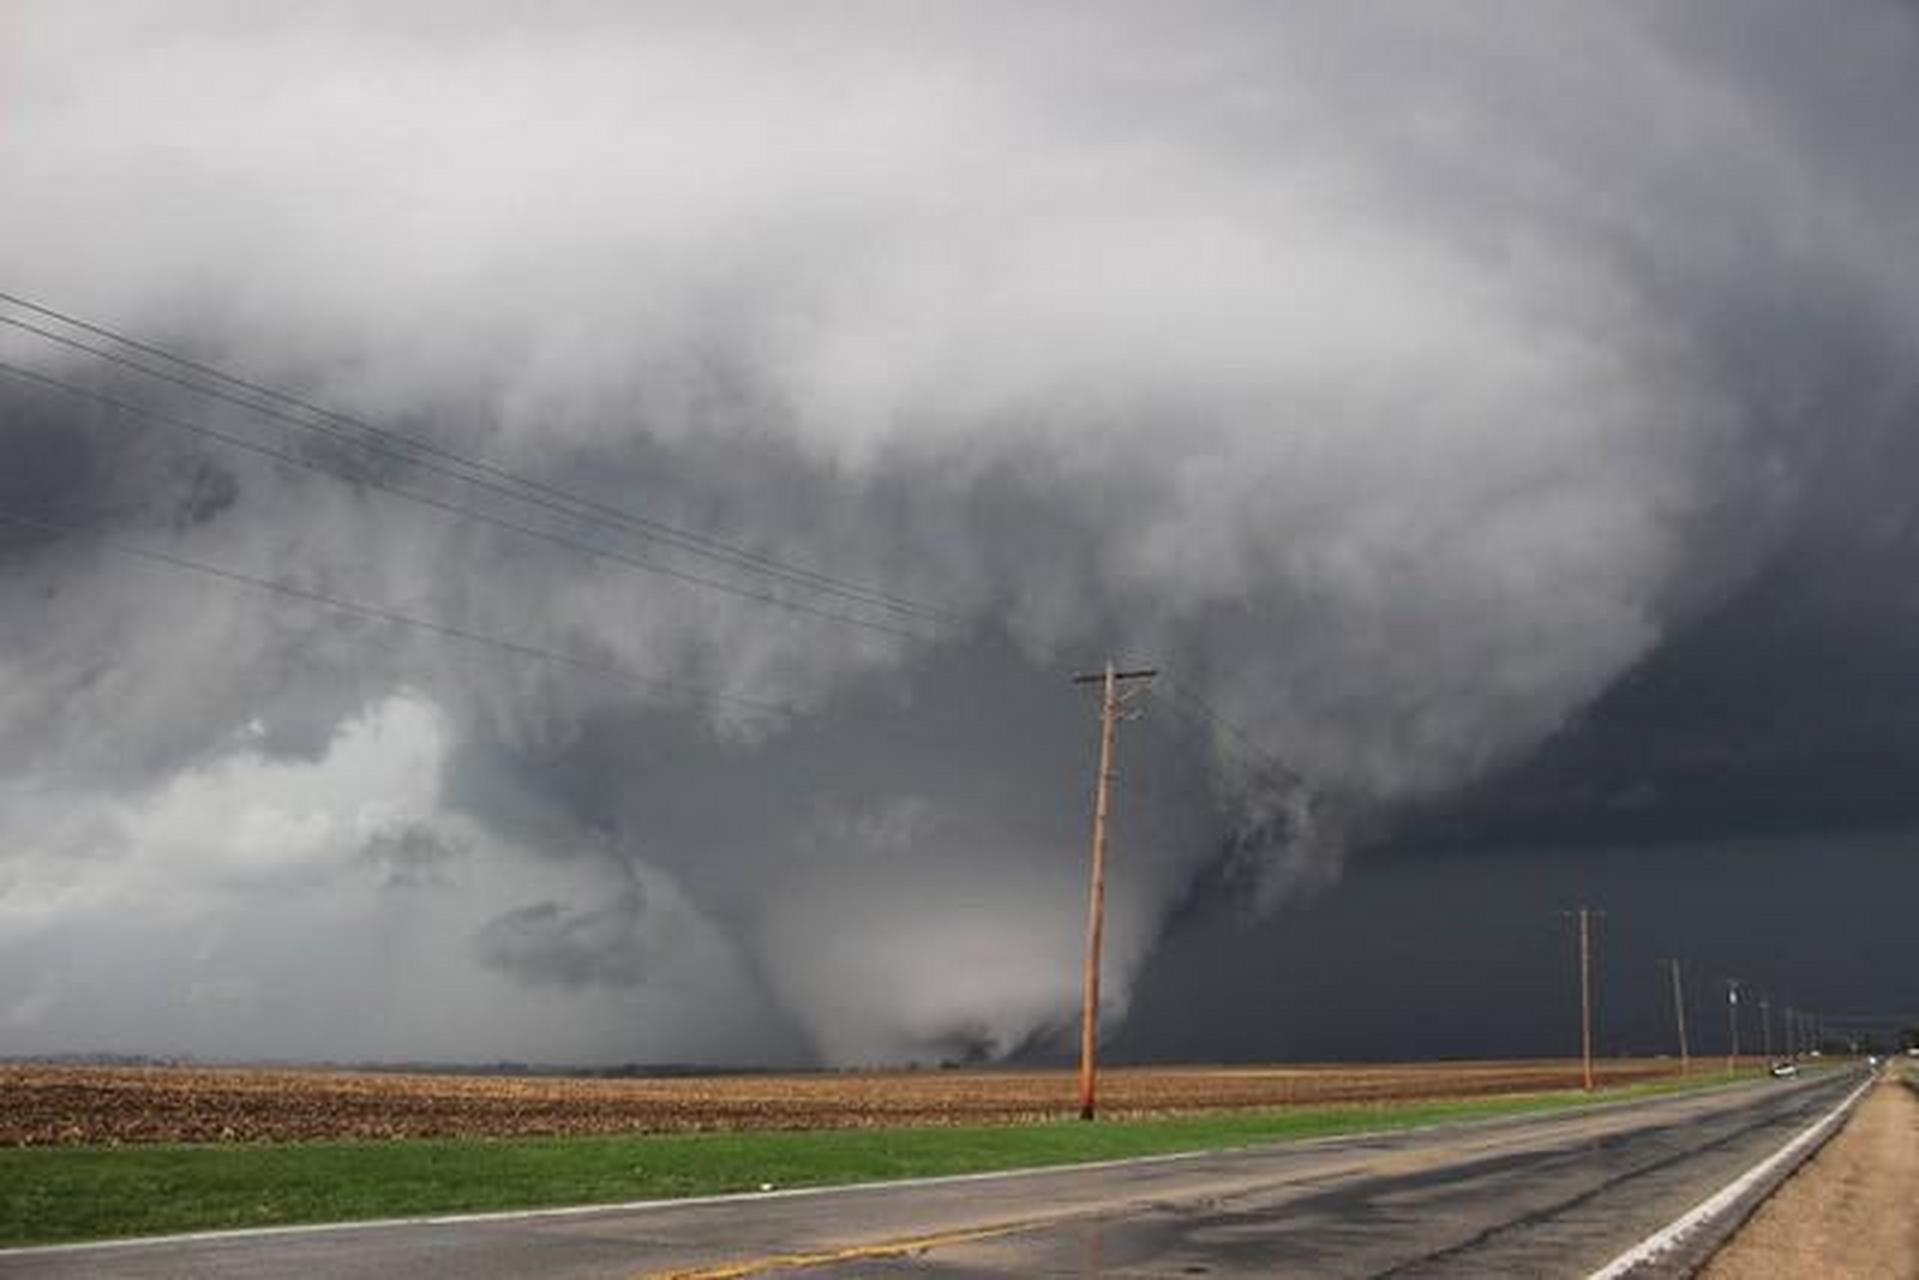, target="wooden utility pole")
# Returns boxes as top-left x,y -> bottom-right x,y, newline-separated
1759,994 -> 1772,1062
1560,908 -> 1602,1091
1664,958 -> 1691,1076
1577,907 -> 1597,1092
1070,660 -> 1156,1121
